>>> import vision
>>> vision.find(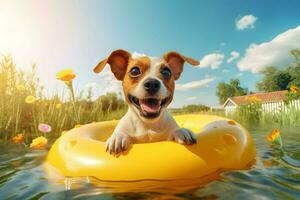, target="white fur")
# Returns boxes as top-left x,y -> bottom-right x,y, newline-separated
129,57 -> 169,100
105,56 -> 197,154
